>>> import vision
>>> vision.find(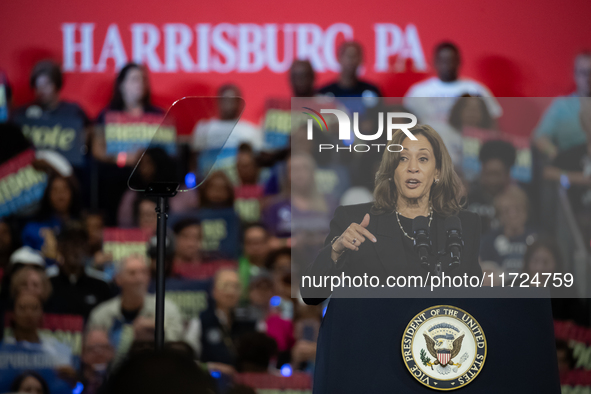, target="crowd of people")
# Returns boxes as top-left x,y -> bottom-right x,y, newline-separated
0,39 -> 590,393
